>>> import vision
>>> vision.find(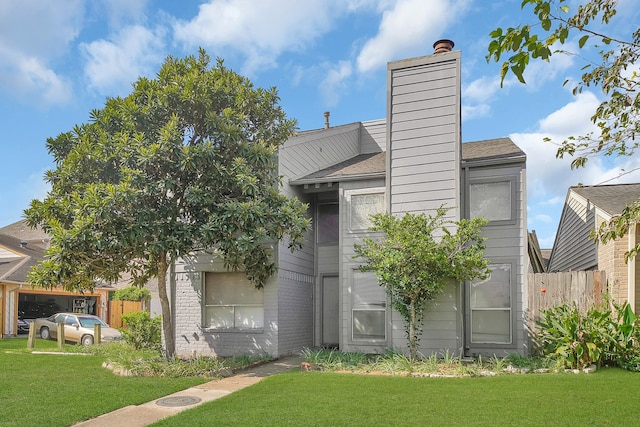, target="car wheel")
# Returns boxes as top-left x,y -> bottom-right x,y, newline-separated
40,327 -> 50,340
81,335 -> 94,346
